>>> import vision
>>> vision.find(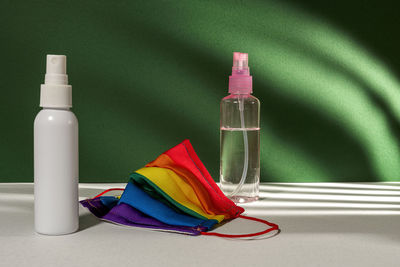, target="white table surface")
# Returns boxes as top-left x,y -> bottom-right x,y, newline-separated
1,182 -> 400,267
